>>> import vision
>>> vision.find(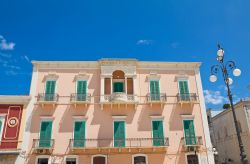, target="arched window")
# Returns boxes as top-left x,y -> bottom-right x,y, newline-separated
133,154 -> 147,164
